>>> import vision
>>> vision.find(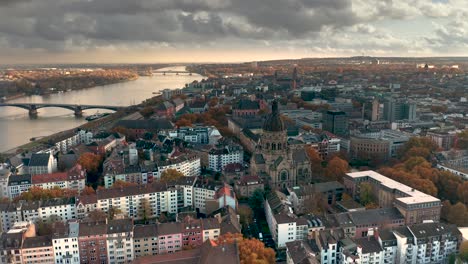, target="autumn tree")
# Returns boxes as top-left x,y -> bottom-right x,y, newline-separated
457,182 -> 468,204
160,169 -> 184,182
303,190 -> 327,215
324,156 -> 349,182
88,209 -> 107,221
108,207 -> 122,220
15,186 -> 78,202
110,180 -> 137,189
446,202 -> 468,226
81,186 -> 96,195
217,233 -> 275,264
398,137 -> 438,159
306,147 -> 323,176
78,152 -> 103,175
